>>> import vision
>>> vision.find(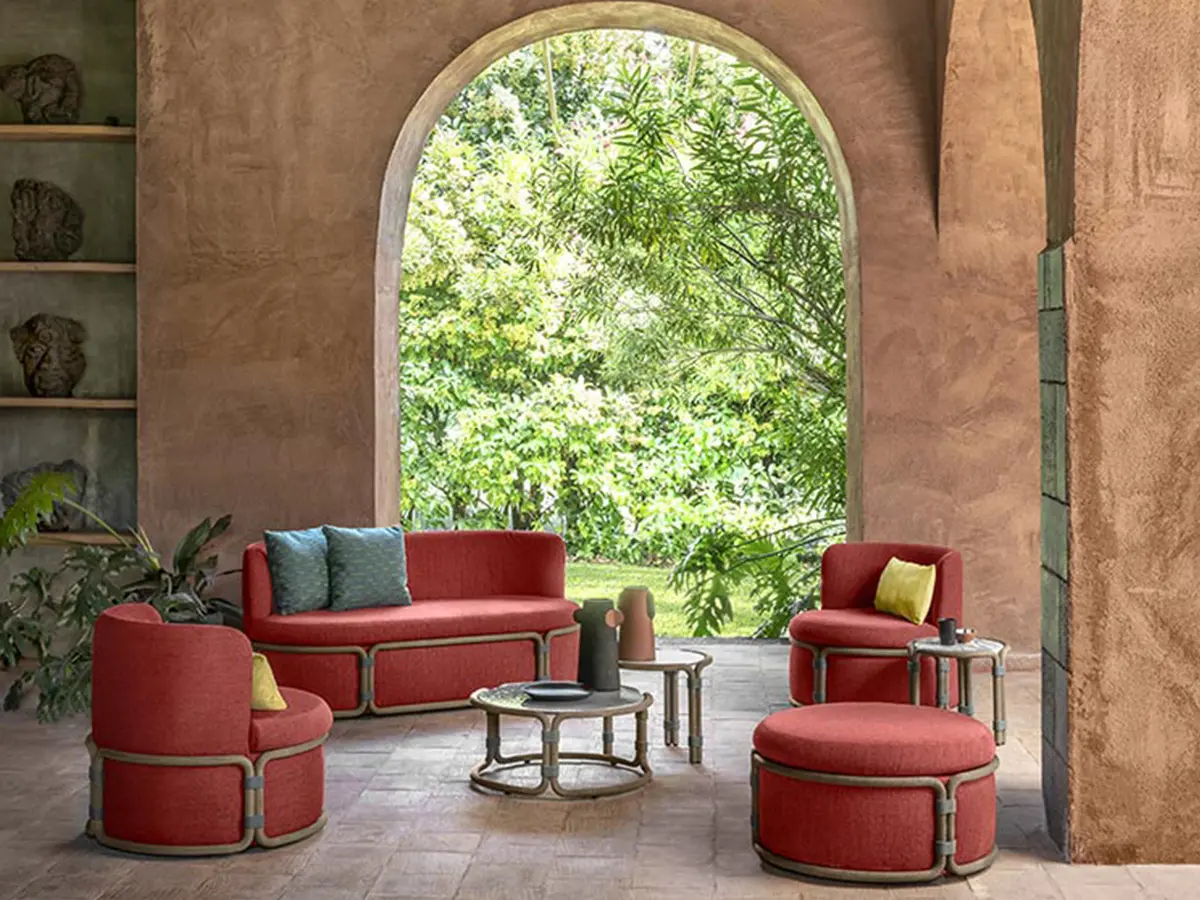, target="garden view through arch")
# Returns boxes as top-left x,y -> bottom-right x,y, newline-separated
374,2 -> 863,544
